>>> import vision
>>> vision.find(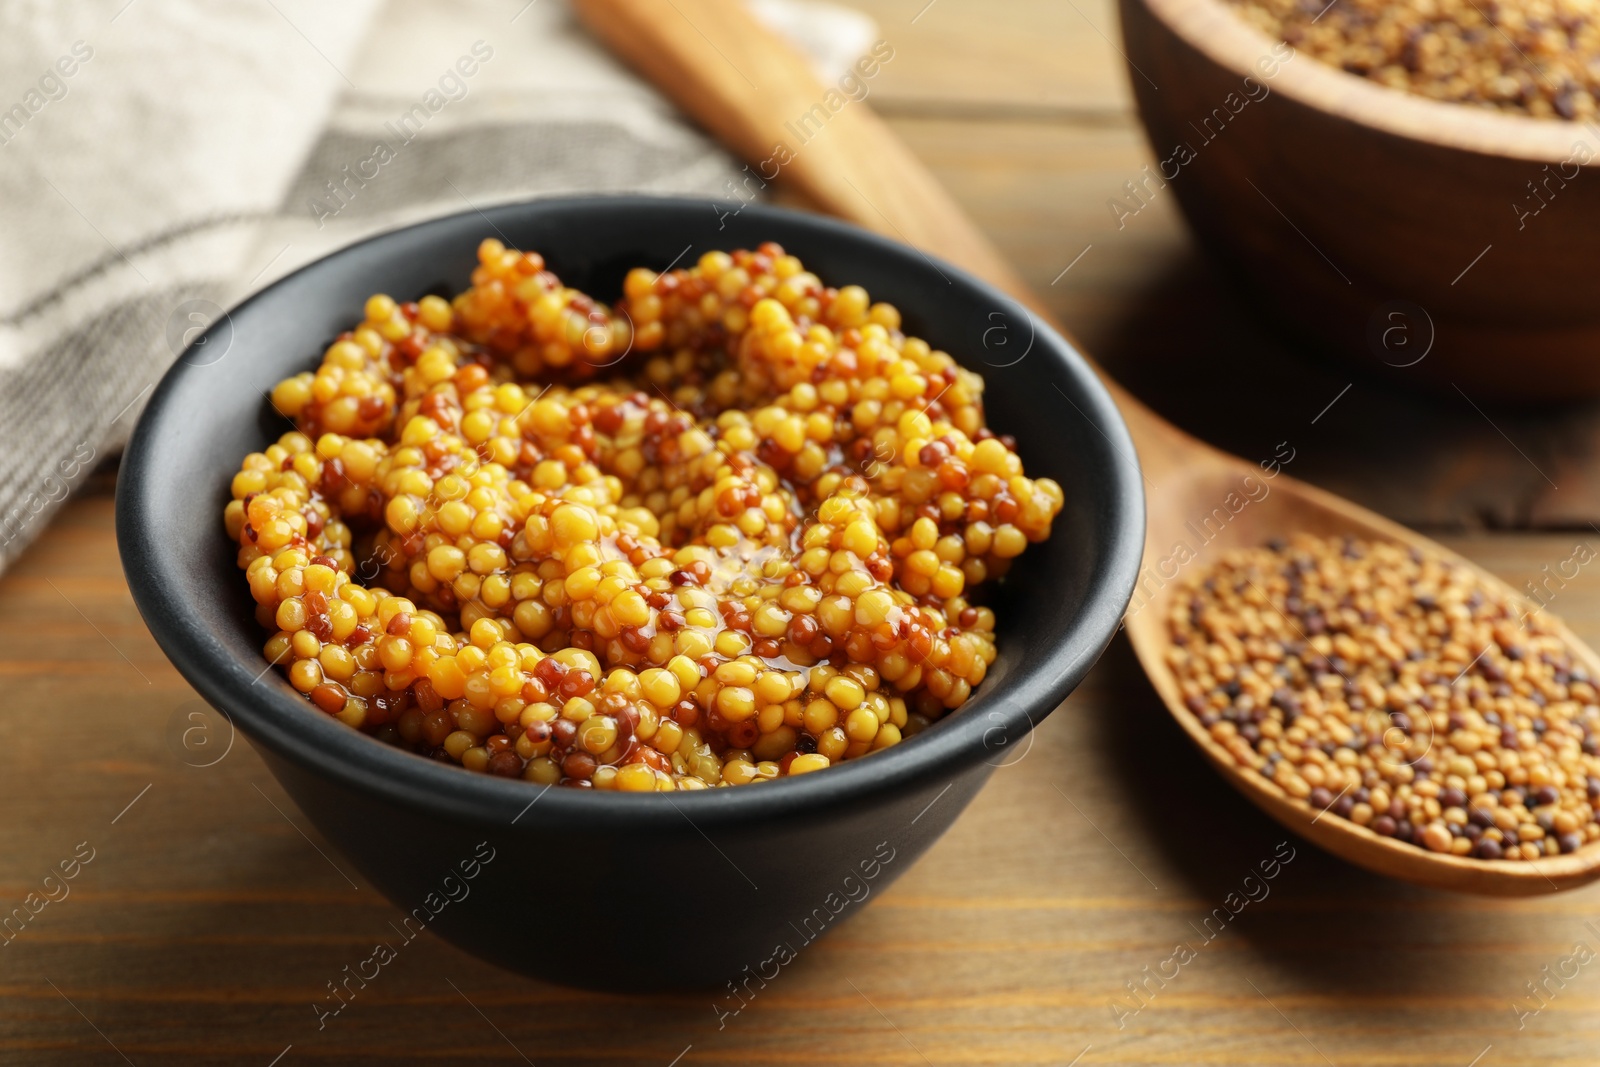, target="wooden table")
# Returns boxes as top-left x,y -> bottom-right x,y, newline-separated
10,3 -> 1600,1063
